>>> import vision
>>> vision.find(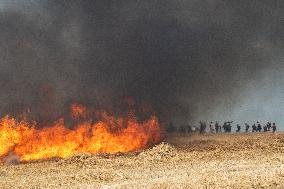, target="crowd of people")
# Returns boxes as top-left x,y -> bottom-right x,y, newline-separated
166,121 -> 277,134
